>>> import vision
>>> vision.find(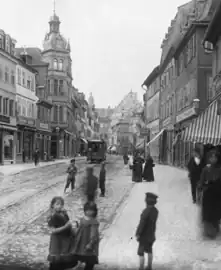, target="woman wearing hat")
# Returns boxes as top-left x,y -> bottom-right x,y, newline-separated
197,149 -> 221,238
135,192 -> 159,270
